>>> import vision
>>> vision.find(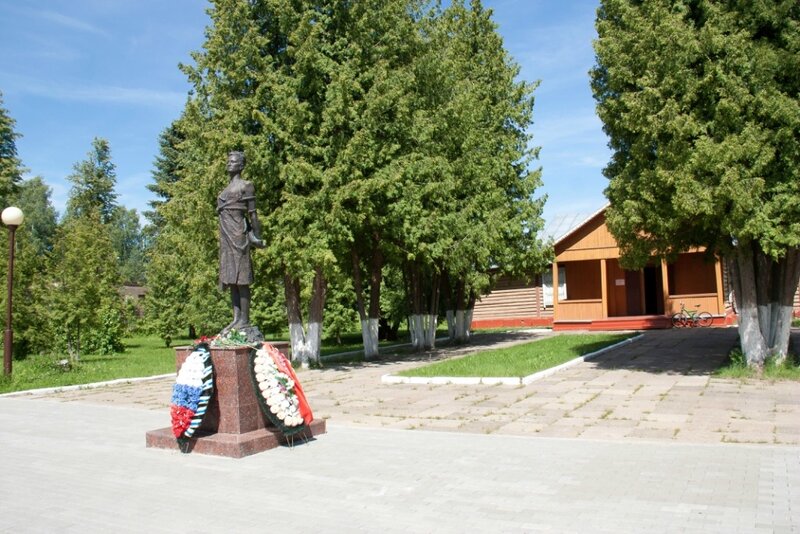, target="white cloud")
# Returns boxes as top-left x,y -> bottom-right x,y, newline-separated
533,112 -> 604,147
36,10 -> 110,38
2,73 -> 185,109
